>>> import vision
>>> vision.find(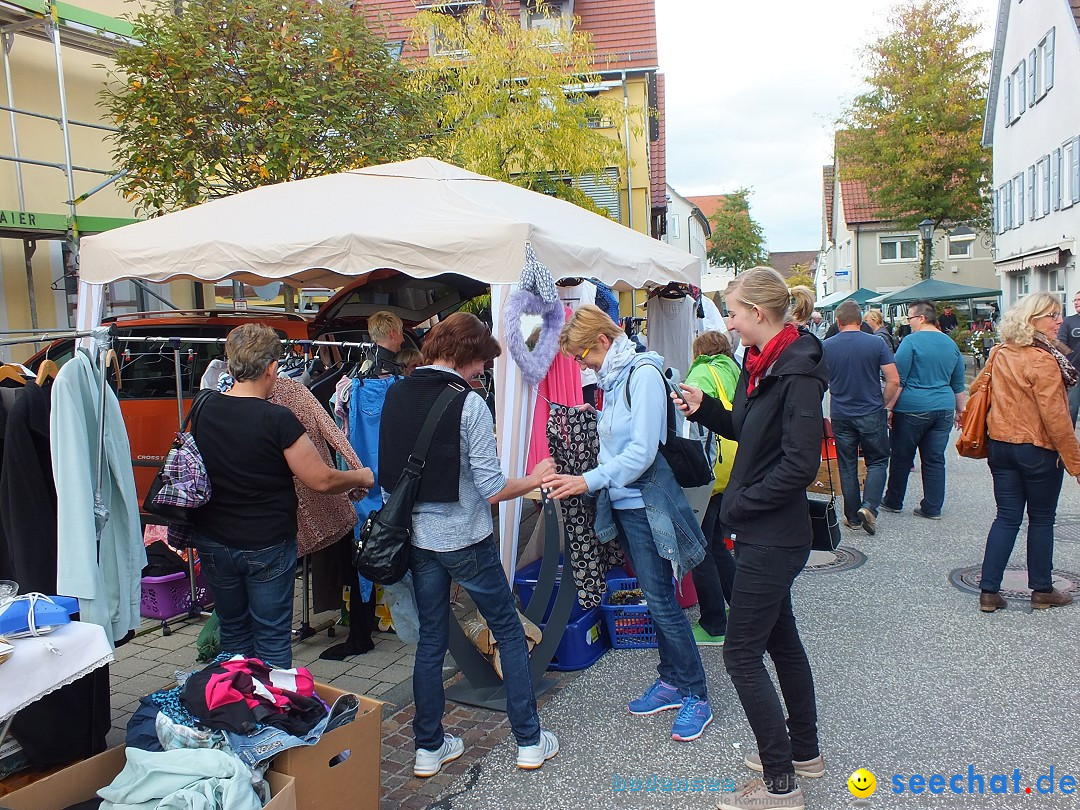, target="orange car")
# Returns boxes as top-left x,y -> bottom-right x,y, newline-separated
27,271 -> 487,509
